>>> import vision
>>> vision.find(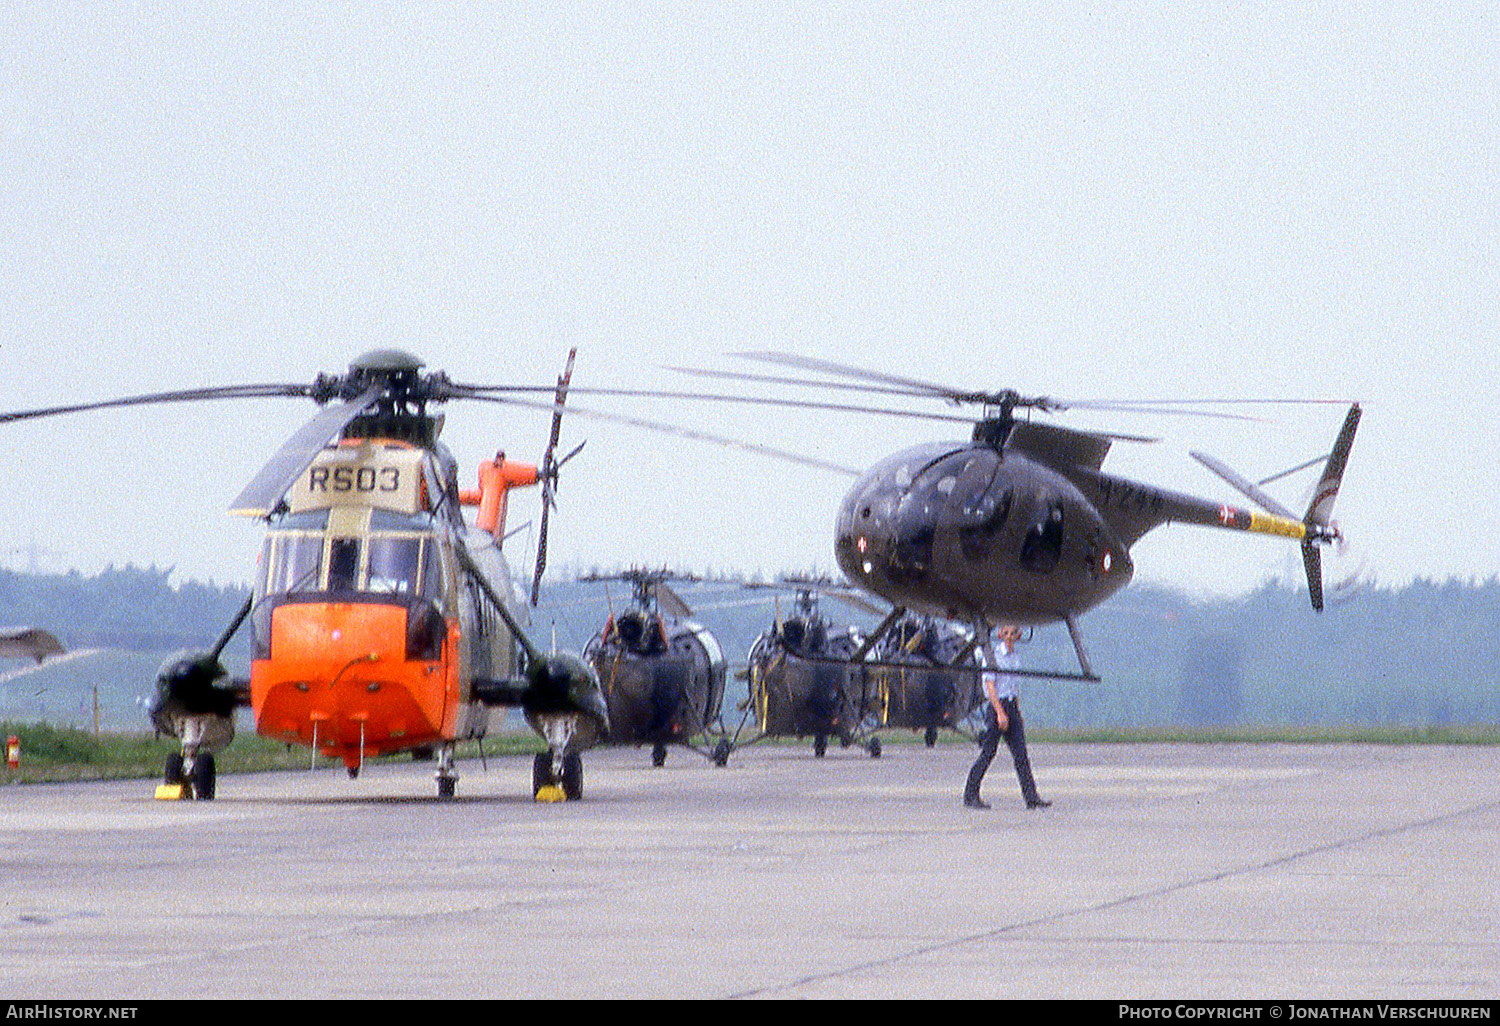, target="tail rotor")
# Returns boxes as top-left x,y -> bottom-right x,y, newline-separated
1300,403 -> 1362,611
1192,402 -> 1362,612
